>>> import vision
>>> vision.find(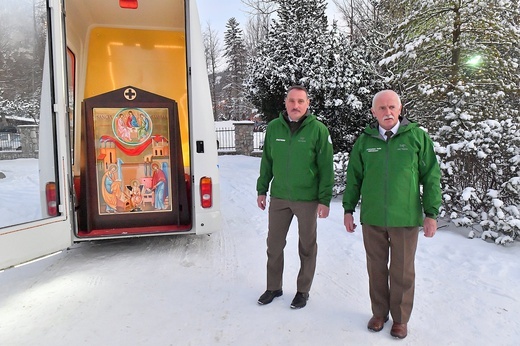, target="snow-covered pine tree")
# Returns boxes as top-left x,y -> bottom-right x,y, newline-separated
246,0 -> 382,152
318,22 -> 384,153
380,0 -> 520,242
245,0 -> 331,122
222,17 -> 251,120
